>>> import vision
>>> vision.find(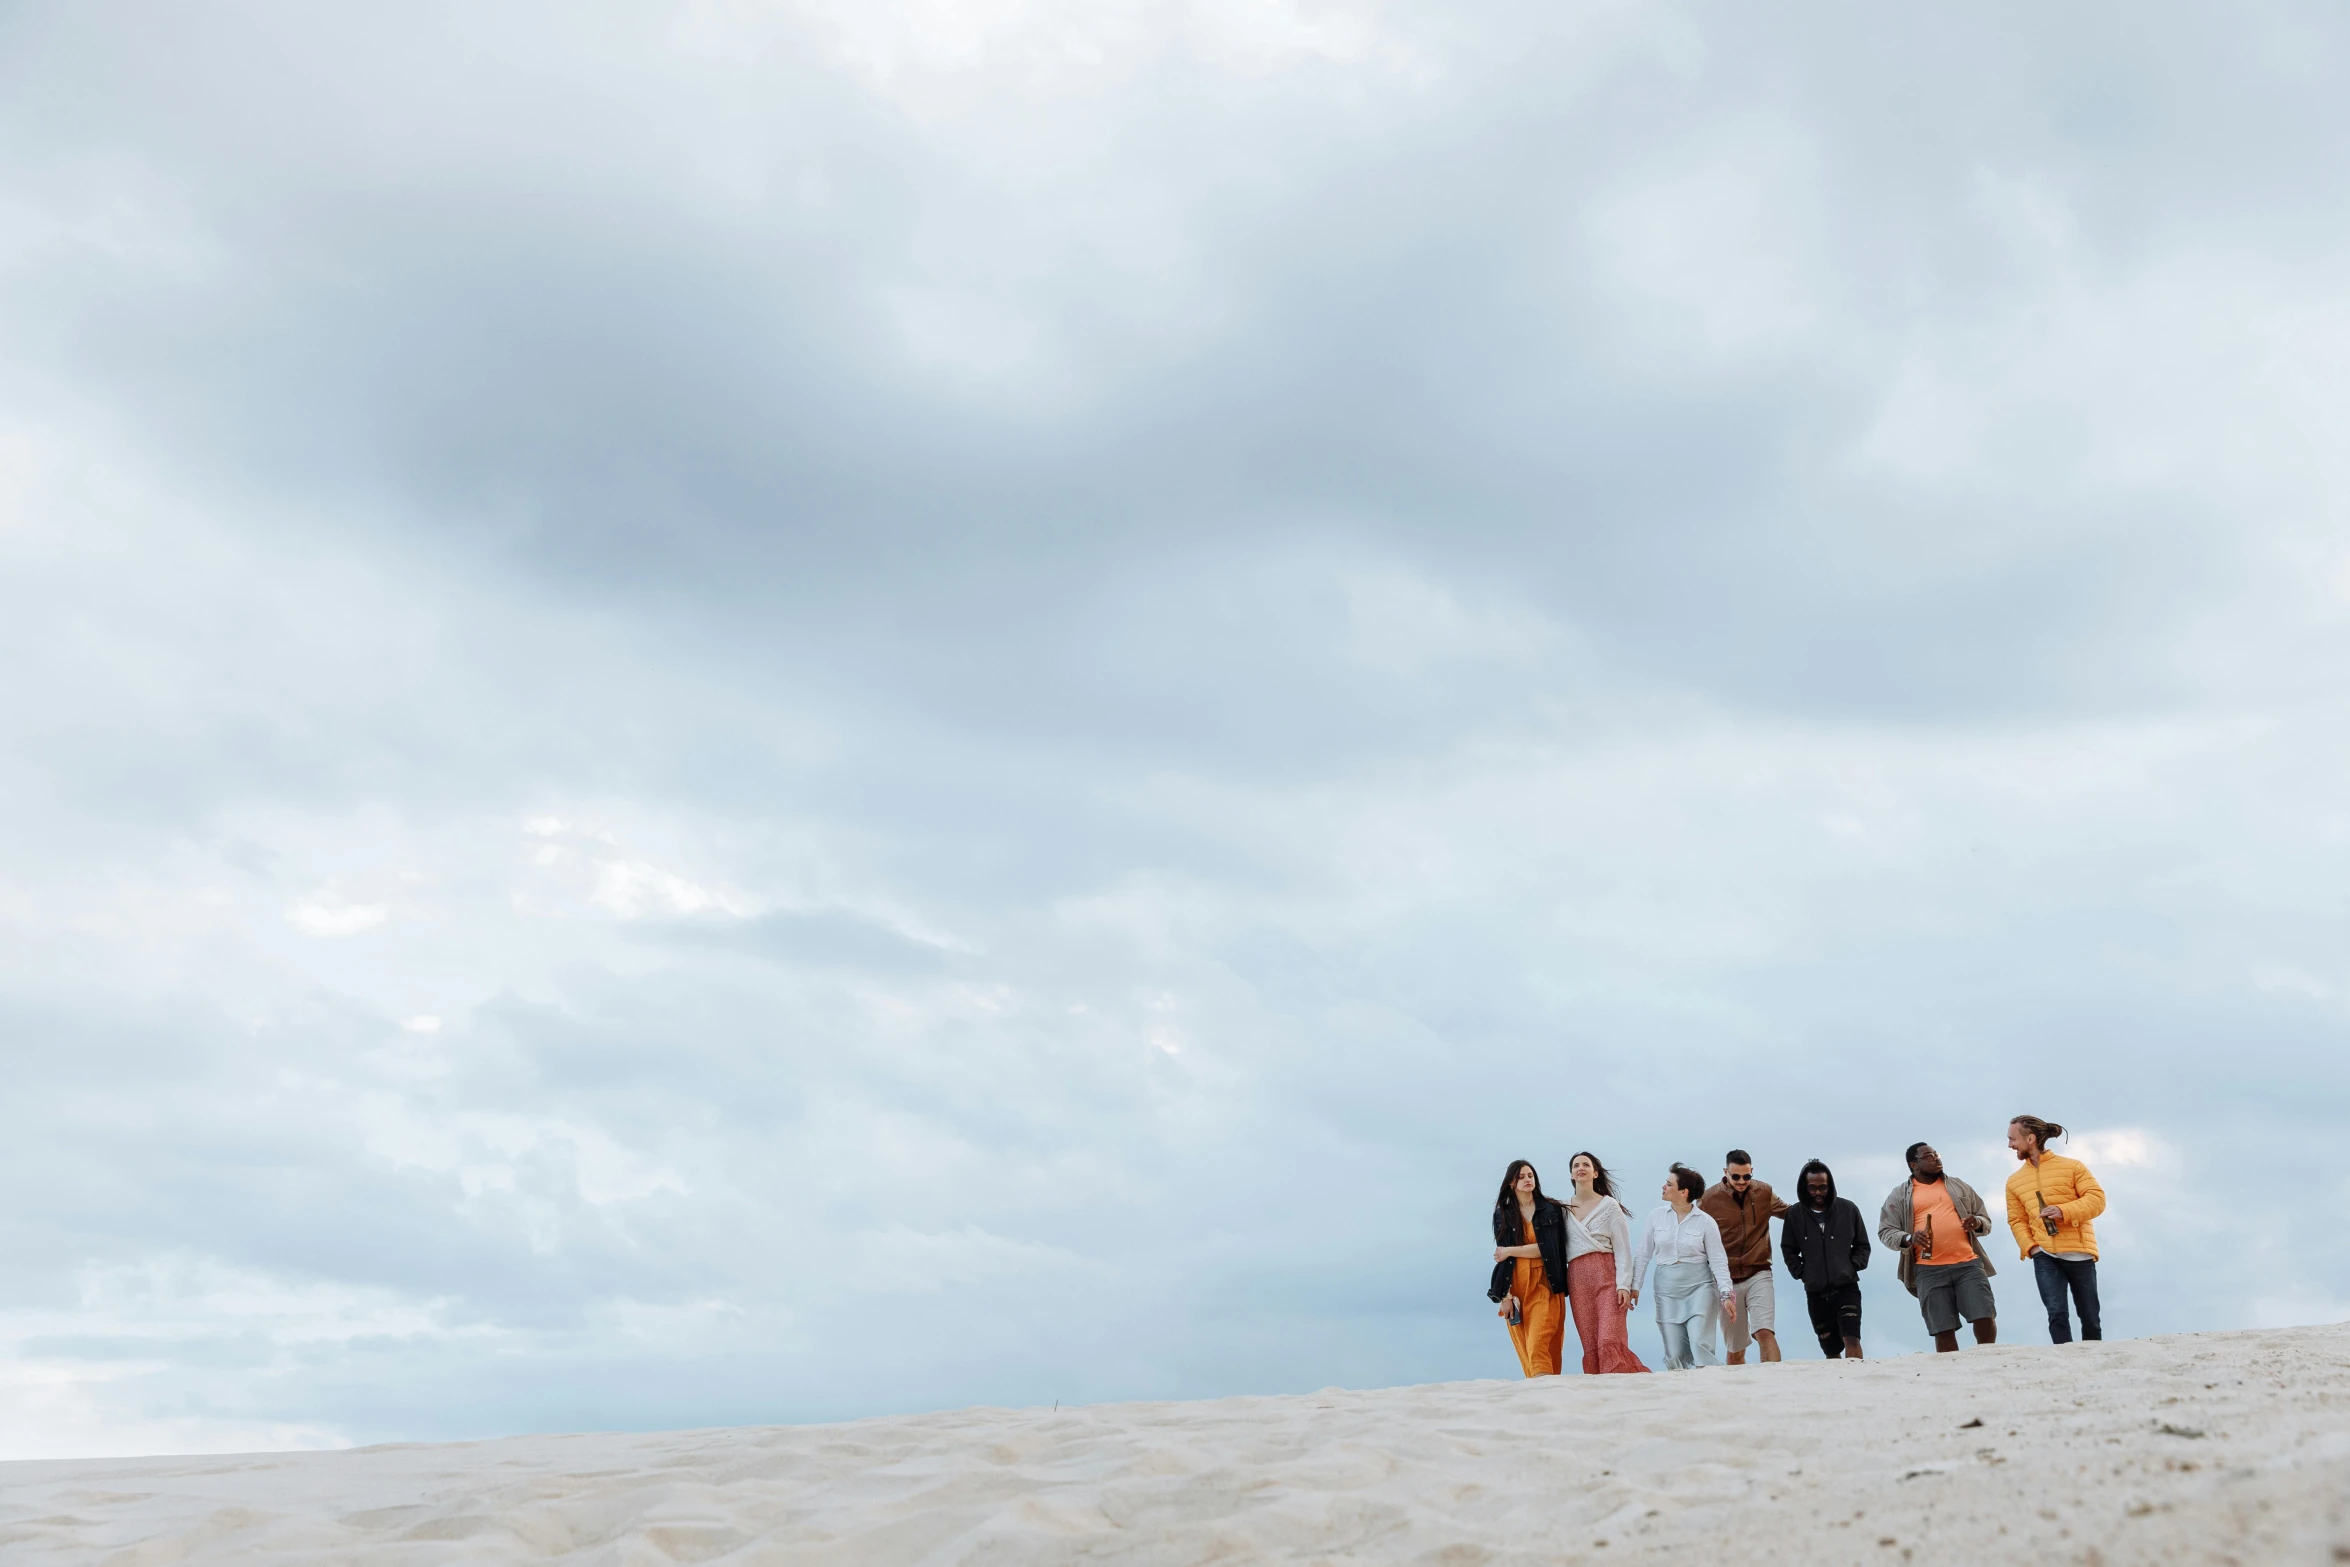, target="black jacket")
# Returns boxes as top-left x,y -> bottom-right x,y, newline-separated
1780,1194 -> 1871,1293
1487,1198 -> 1570,1301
